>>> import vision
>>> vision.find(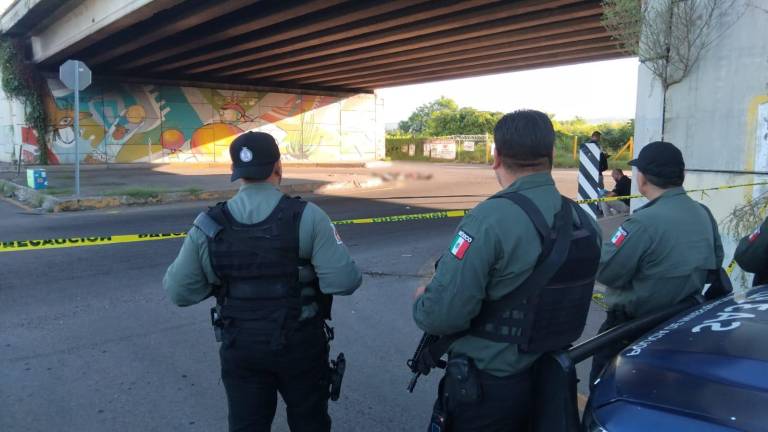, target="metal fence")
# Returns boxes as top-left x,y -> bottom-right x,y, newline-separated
385,135 -> 494,163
